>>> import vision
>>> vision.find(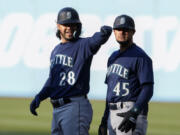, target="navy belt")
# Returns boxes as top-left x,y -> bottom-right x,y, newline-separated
109,102 -> 124,110
50,95 -> 87,108
50,98 -> 71,108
